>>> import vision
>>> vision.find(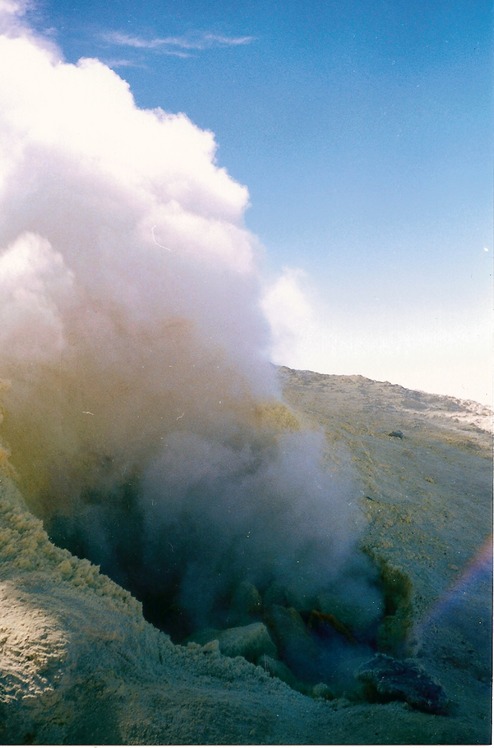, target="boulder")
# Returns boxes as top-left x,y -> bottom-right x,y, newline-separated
357,653 -> 449,715
217,622 -> 277,663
